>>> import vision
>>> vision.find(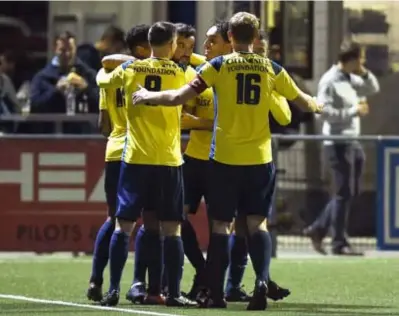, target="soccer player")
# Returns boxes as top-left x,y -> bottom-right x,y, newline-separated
86,24 -> 151,303
132,12 -> 322,310
97,21 -> 197,308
